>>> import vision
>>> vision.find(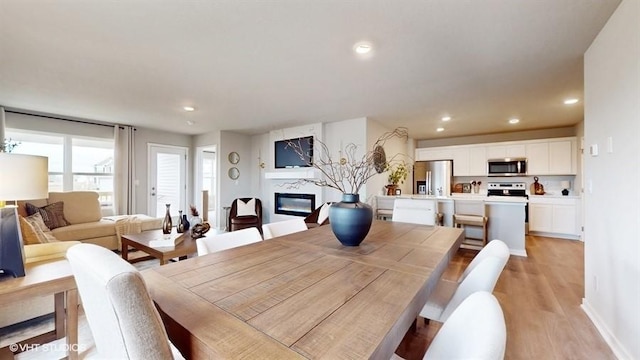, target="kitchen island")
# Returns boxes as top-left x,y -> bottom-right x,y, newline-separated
375,194 -> 527,256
